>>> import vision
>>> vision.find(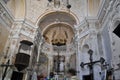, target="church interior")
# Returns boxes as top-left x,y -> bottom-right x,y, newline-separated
0,0 -> 120,80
